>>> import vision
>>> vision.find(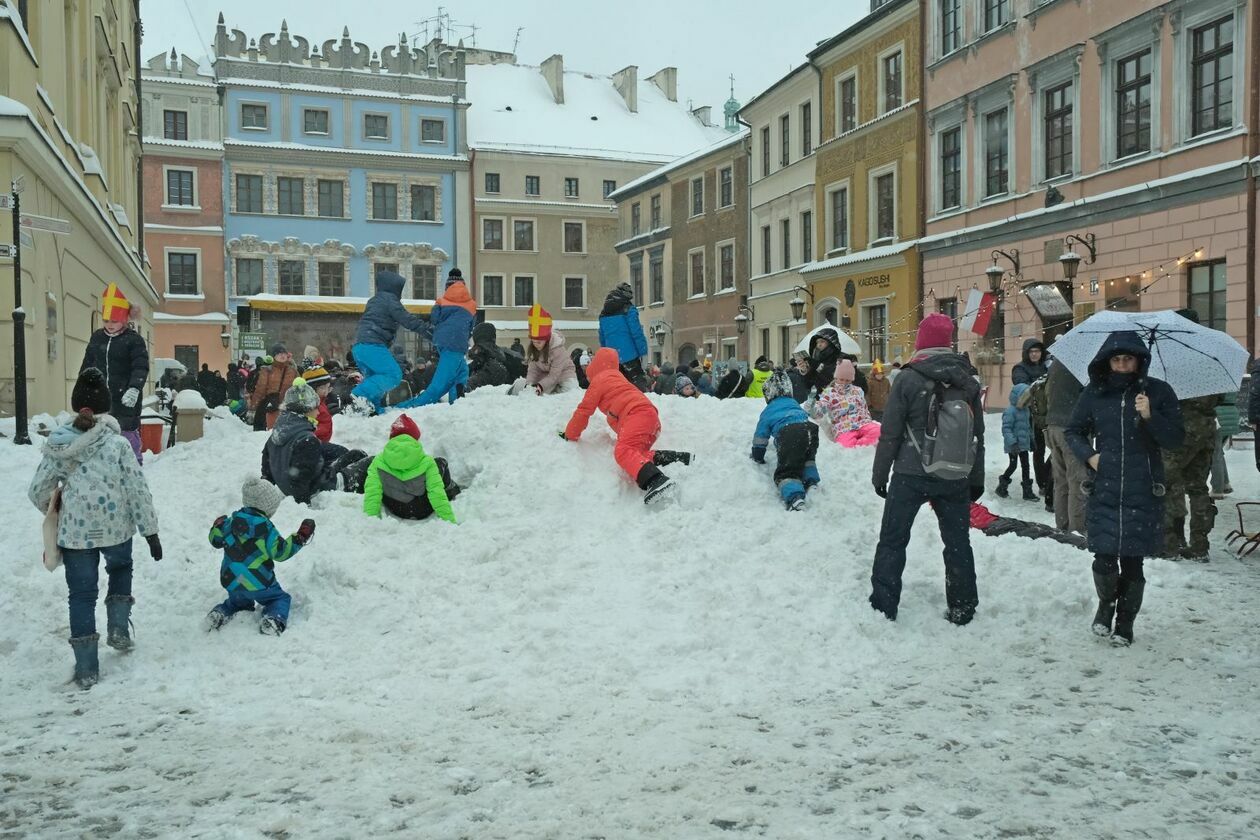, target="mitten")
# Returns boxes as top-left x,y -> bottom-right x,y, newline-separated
213,514 -> 227,530
294,518 -> 316,546
122,388 -> 140,408
145,533 -> 163,561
